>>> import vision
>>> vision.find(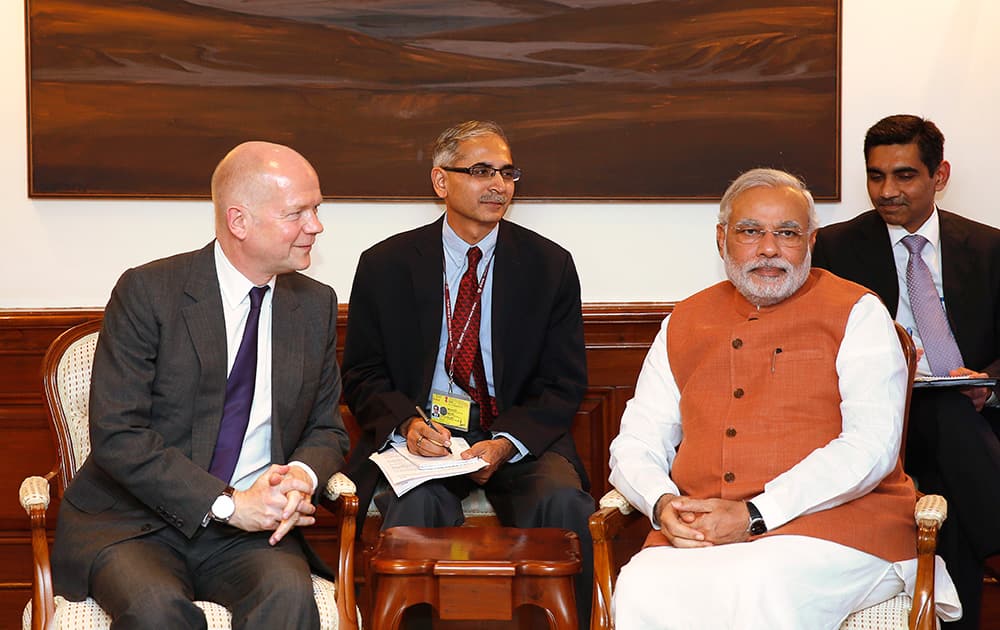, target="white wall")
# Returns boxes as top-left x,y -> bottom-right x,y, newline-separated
3,1 -> 998,308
